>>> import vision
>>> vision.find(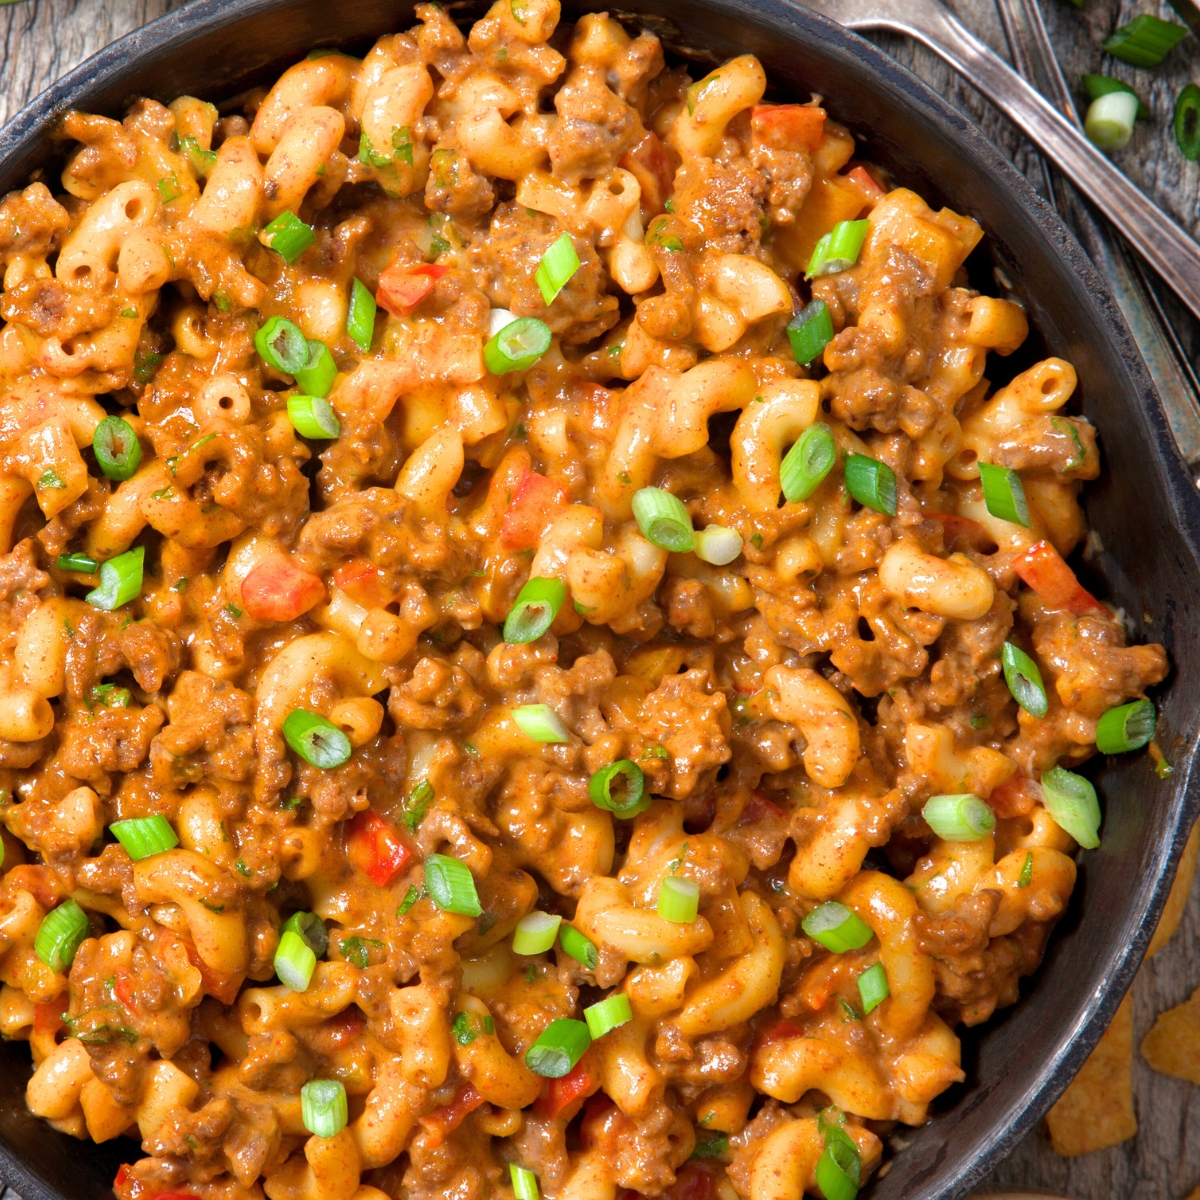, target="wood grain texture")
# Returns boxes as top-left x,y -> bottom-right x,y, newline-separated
0,0 -> 1197,1197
